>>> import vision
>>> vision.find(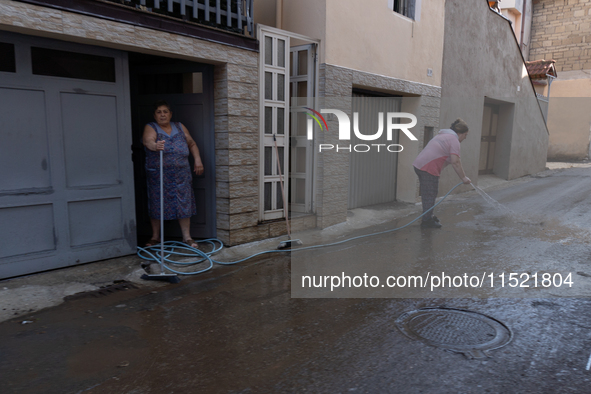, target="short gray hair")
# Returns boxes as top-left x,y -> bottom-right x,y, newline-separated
451,118 -> 469,134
